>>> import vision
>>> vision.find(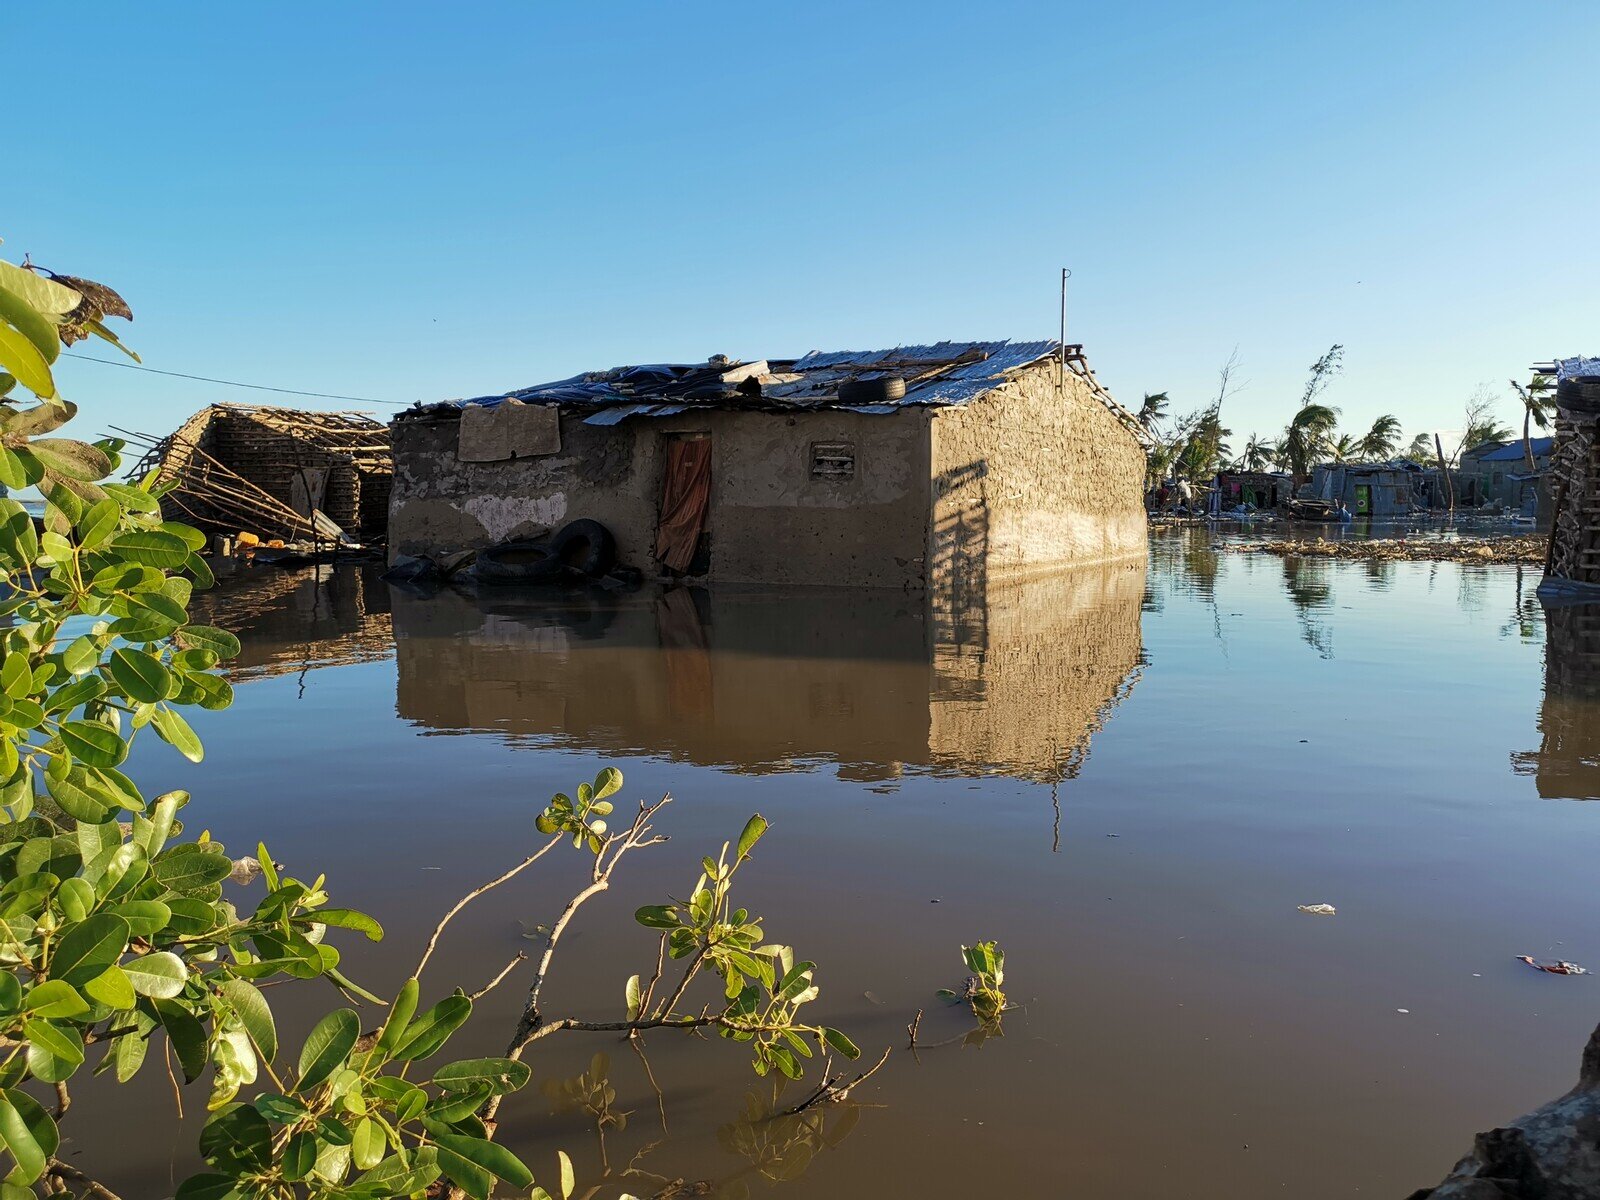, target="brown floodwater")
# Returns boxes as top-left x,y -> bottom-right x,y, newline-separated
71,531 -> 1600,1198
